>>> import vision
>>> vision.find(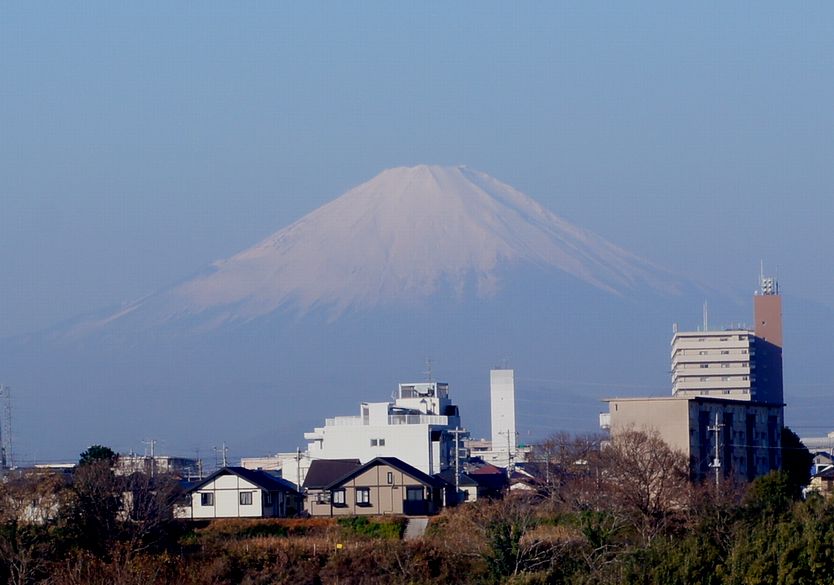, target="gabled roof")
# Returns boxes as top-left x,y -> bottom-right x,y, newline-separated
326,457 -> 443,490
813,465 -> 834,479
186,467 -> 300,494
303,459 -> 362,489
435,468 -> 478,487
